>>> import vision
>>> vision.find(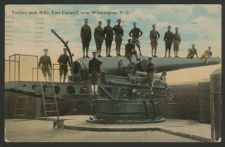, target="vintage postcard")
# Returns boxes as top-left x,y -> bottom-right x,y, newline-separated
4,4 -> 222,142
